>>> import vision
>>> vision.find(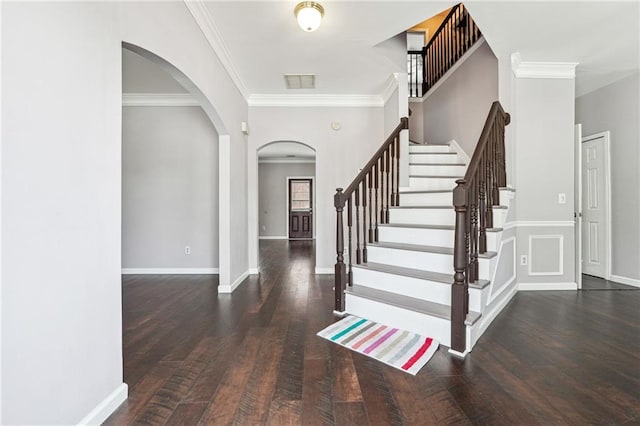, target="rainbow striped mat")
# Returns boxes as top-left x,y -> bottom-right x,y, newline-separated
317,316 -> 439,375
